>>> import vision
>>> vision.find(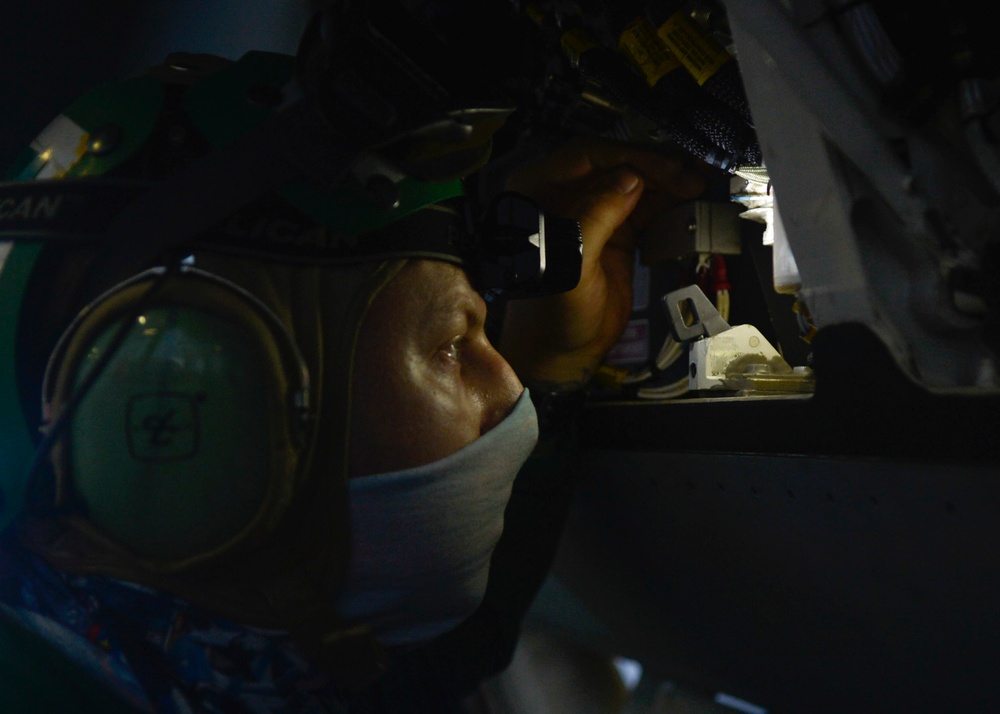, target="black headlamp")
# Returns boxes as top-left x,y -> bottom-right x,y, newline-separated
476,192 -> 583,299
190,184 -> 583,298
0,179 -> 582,300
